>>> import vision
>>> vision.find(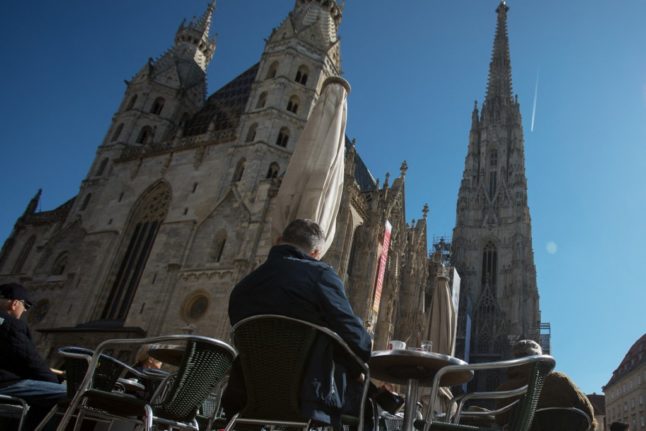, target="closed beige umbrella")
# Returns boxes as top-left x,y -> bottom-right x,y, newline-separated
271,77 -> 350,256
428,267 -> 457,356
